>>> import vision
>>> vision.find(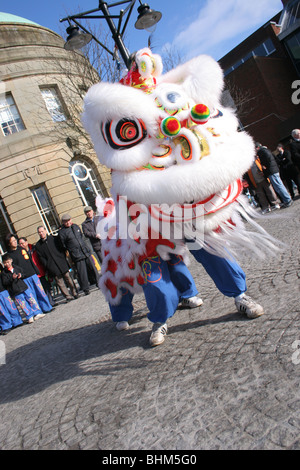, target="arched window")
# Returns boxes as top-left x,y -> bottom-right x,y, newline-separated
69,159 -> 104,210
